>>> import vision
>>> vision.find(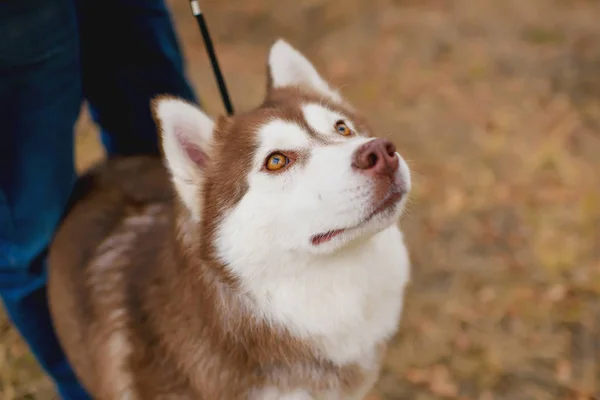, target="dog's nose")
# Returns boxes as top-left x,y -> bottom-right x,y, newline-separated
352,138 -> 399,176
